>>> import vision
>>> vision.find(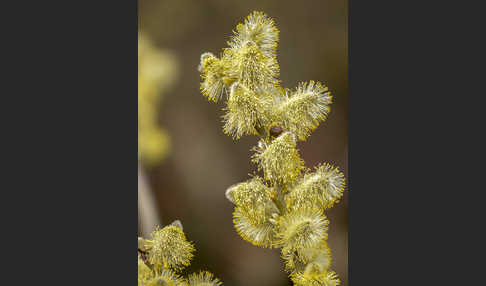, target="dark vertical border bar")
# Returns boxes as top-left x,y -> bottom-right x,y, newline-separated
349,0 -> 426,282
3,0 -> 138,284
349,0 -> 483,284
